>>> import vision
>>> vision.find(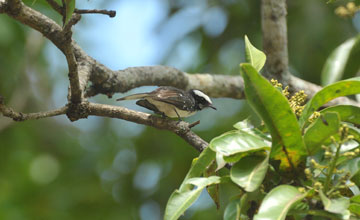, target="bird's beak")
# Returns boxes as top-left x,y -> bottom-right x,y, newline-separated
209,105 -> 217,110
